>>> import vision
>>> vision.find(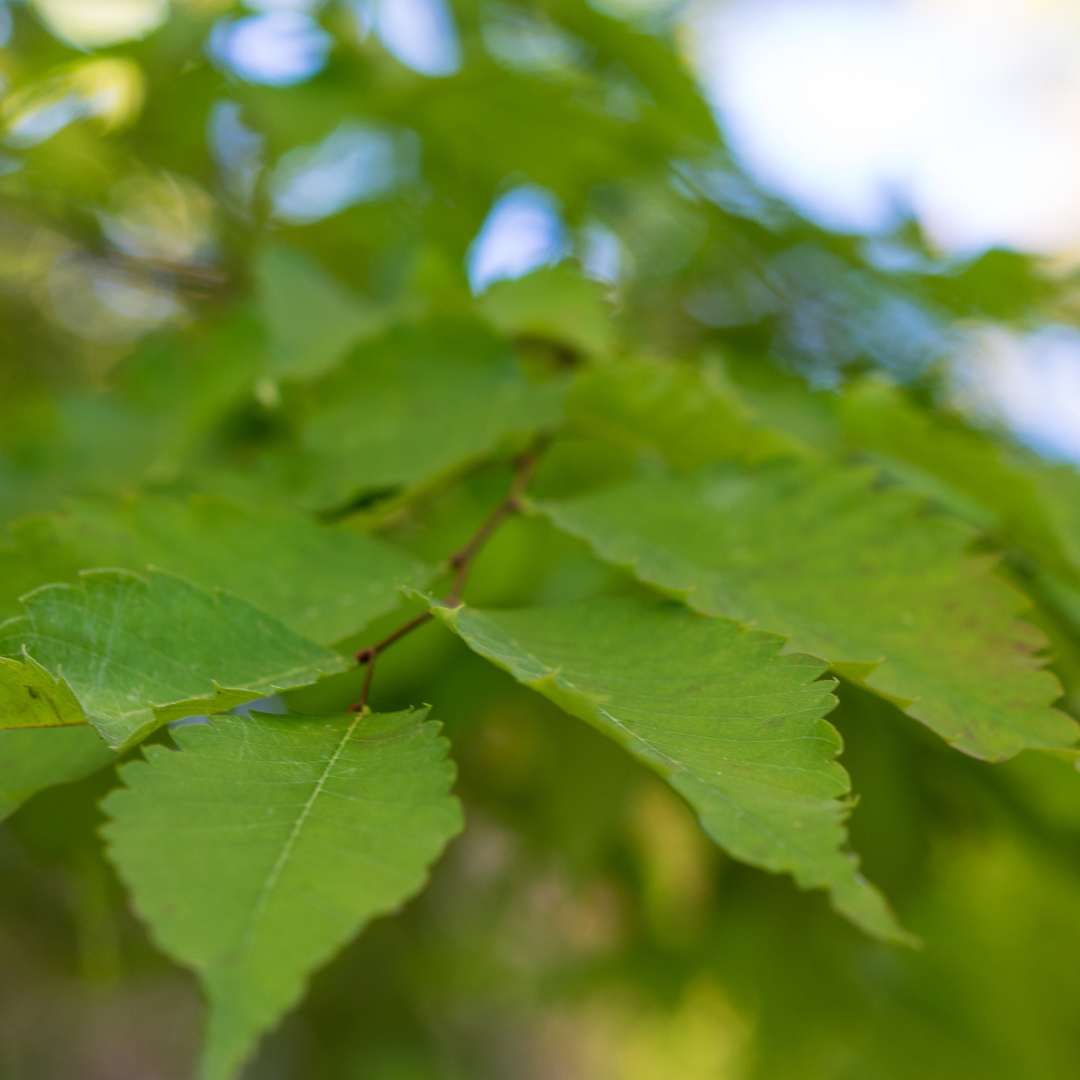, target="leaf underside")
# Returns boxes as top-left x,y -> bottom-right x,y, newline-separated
432,595 -> 912,944
0,569 -> 349,750
102,708 -> 463,1080
541,461 -> 1079,761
